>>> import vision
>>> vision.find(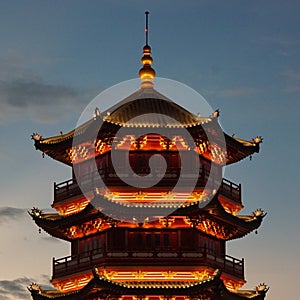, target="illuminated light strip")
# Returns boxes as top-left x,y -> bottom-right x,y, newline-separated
103,271 -> 212,281
223,280 -> 244,292
55,200 -> 89,216
53,197 -> 90,215
218,196 -> 242,215
116,135 -> 137,149
52,269 -> 244,293
52,274 -> 93,293
103,192 -> 209,202
53,271 -> 240,292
